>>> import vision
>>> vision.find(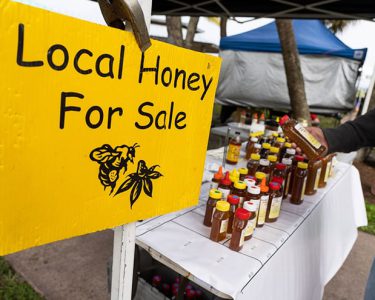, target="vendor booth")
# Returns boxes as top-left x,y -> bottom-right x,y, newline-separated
216,20 -> 367,113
